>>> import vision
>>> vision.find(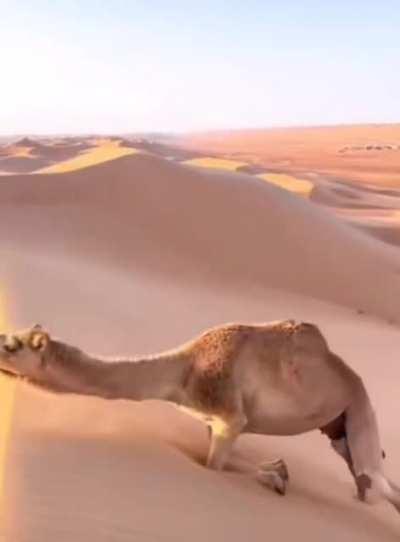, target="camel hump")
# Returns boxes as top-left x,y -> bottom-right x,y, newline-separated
292,321 -> 329,352
279,319 -> 296,329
